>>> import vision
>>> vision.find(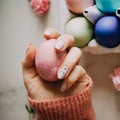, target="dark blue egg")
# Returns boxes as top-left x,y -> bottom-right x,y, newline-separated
95,16 -> 120,48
